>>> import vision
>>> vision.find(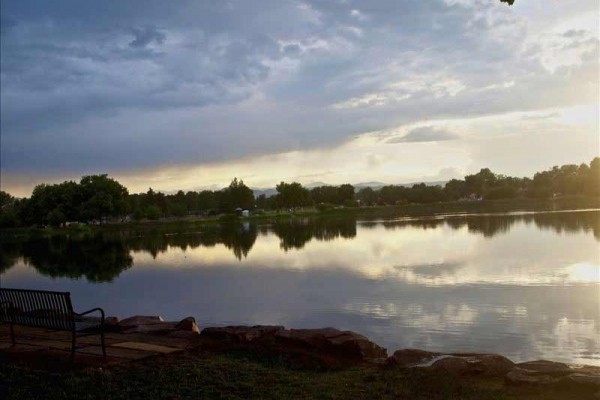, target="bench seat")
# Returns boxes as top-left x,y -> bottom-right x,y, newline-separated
0,288 -> 106,359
